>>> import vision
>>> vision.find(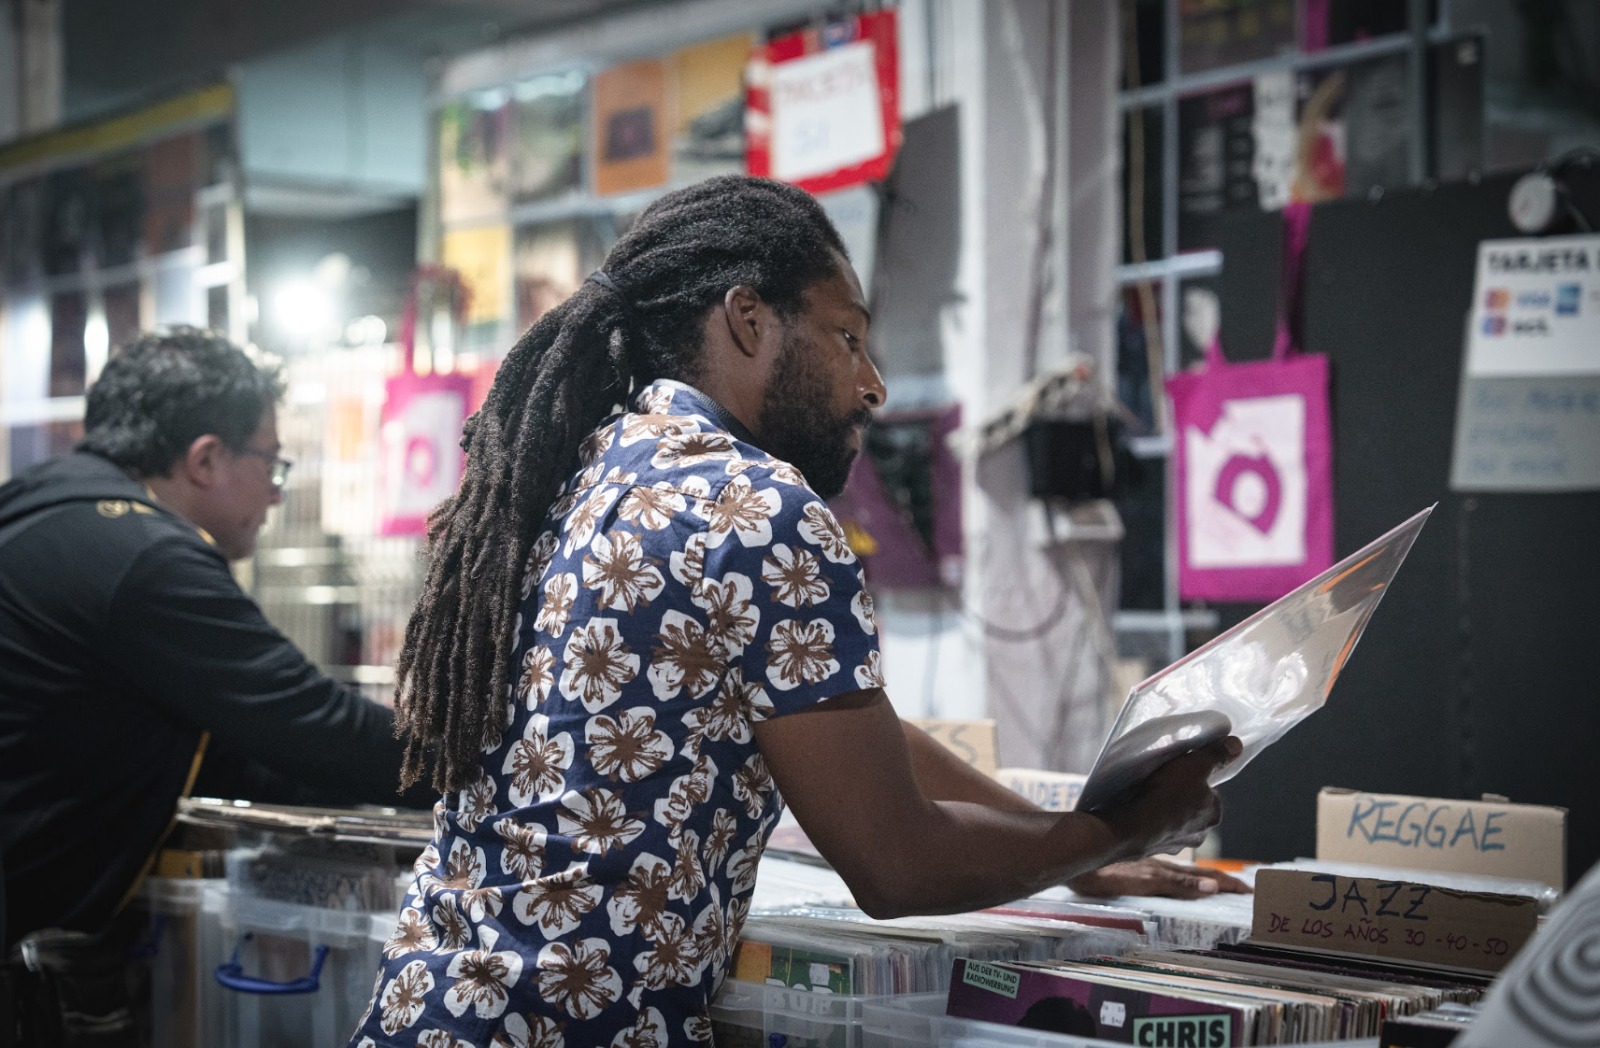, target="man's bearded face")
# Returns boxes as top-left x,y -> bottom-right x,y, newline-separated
757,324 -> 871,500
